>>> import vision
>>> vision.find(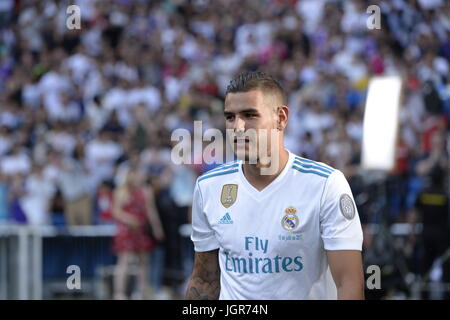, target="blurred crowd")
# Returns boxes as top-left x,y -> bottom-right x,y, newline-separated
0,0 -> 449,298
